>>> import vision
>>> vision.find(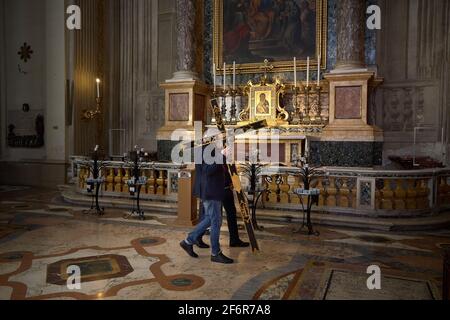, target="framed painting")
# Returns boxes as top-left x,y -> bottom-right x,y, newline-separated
251,86 -> 276,120
213,0 -> 327,74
